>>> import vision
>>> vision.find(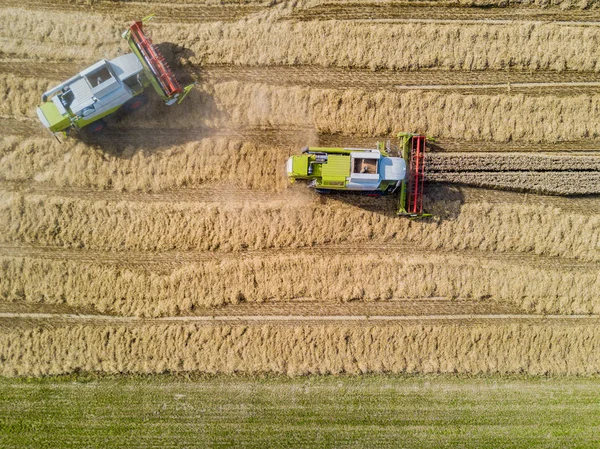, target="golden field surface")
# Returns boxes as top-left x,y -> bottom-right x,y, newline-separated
1,0 -> 600,378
